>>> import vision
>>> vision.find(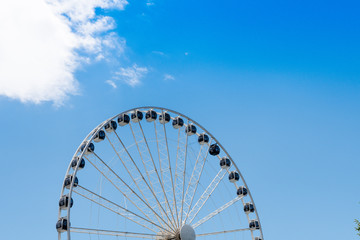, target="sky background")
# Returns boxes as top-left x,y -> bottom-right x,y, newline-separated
0,0 -> 360,239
